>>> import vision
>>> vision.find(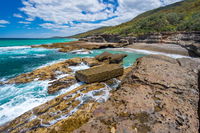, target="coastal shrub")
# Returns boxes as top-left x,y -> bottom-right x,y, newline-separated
73,0 -> 200,38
